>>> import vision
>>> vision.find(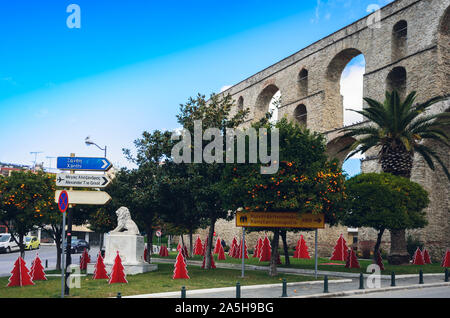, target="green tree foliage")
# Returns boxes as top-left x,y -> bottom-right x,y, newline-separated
341,173 -> 429,262
0,171 -> 56,258
222,118 -> 346,275
339,90 -> 448,264
175,93 -> 249,269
